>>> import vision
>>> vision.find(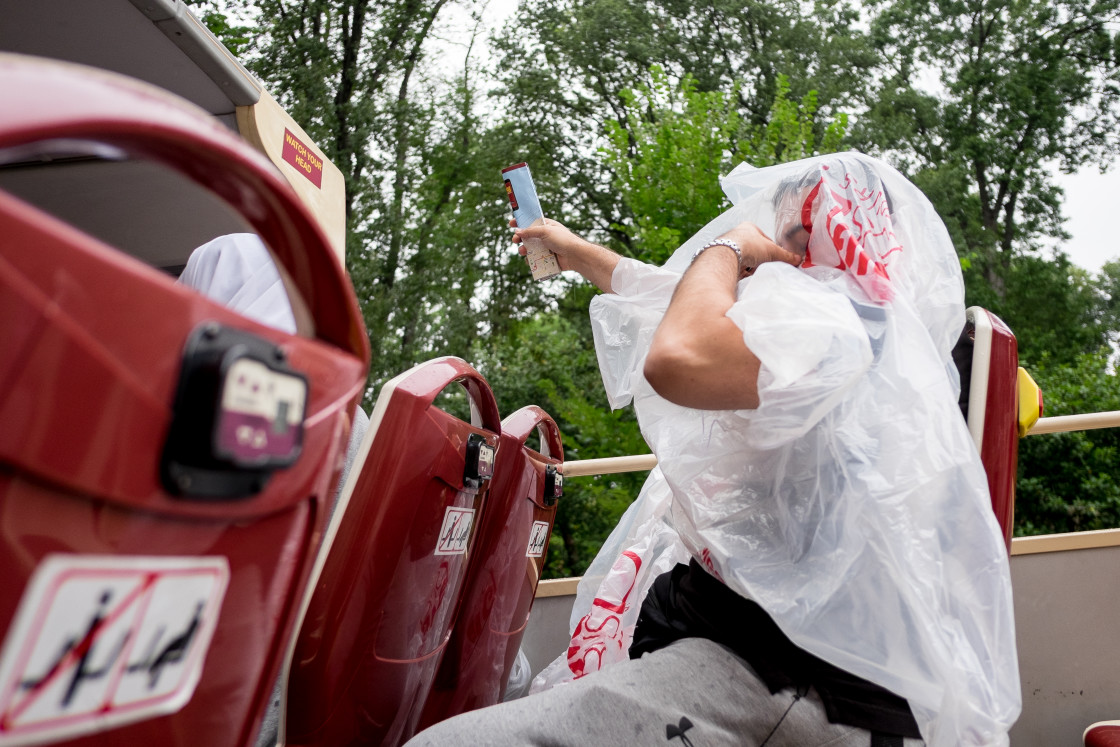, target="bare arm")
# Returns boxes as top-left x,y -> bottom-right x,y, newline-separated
512,219 -> 620,293
643,223 -> 803,410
